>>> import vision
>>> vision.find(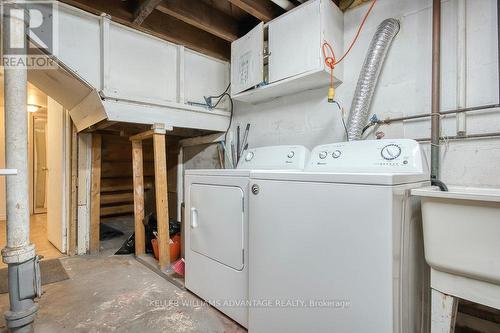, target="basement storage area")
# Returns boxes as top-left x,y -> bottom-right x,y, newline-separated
1,0 -> 500,332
